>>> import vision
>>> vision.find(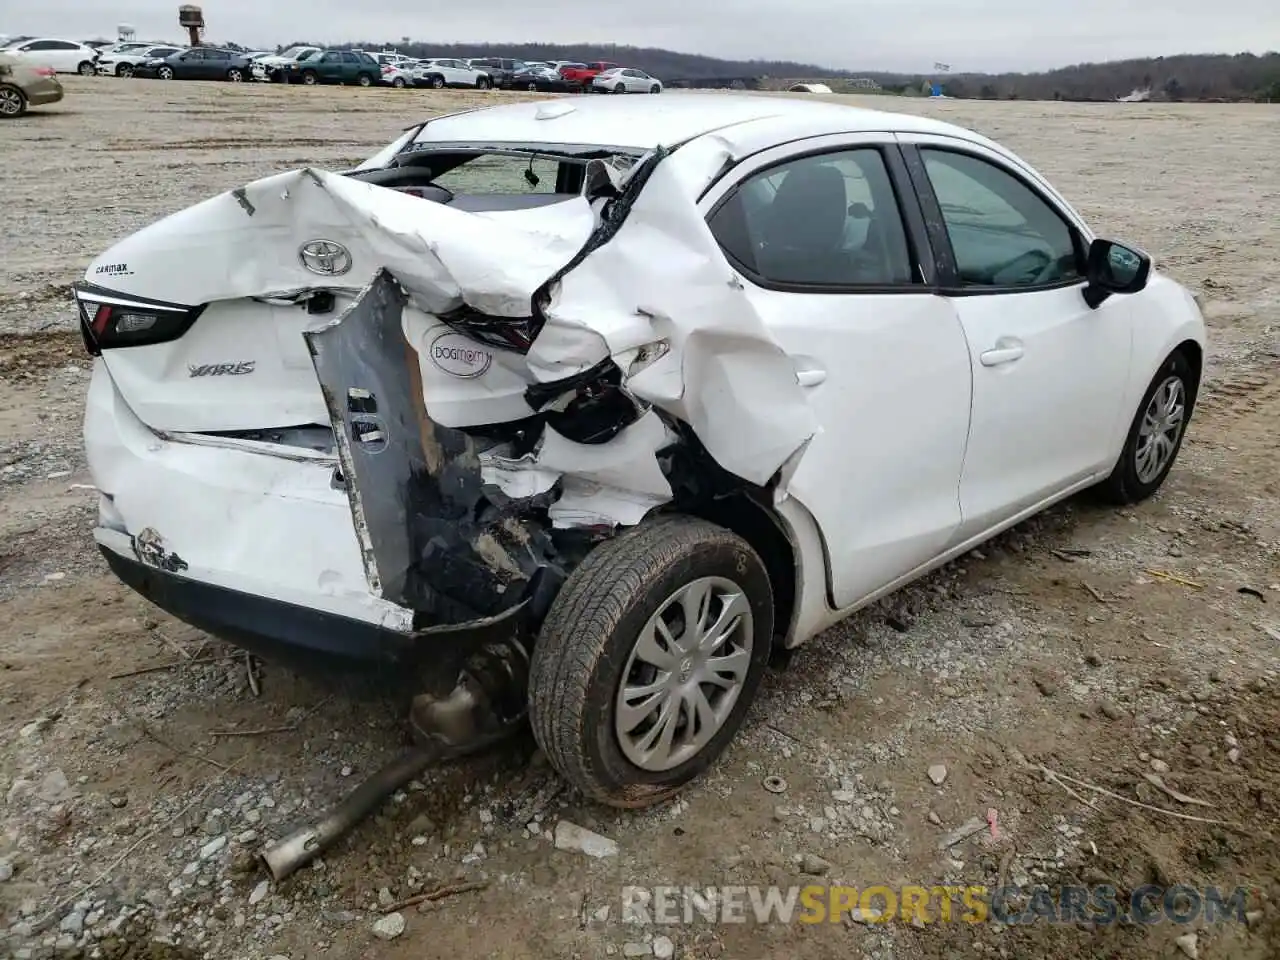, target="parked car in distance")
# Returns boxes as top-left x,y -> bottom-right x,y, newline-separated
97,43 -> 184,77
4,38 -> 100,75
380,63 -> 417,88
558,60 -> 618,90
73,94 -> 1208,807
286,49 -> 381,86
592,67 -> 663,94
466,57 -> 533,89
411,58 -> 492,89
82,40 -> 115,51
252,45 -> 320,81
133,47 -> 254,82
0,51 -> 63,116
509,62 -> 574,91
